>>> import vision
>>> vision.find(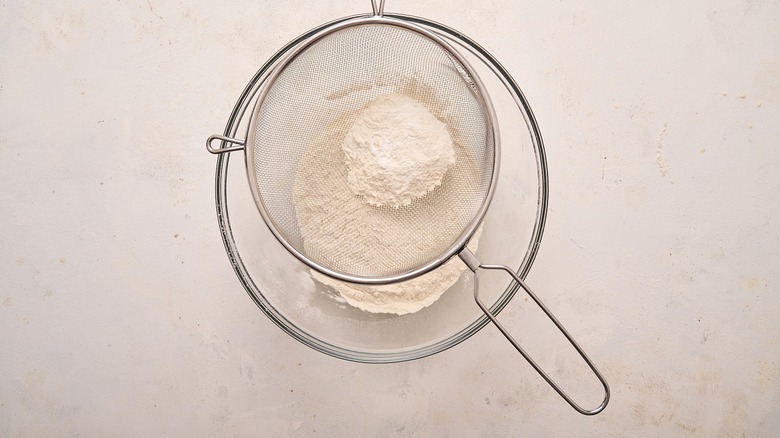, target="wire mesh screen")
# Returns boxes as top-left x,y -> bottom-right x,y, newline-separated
249,23 -> 495,280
